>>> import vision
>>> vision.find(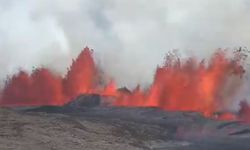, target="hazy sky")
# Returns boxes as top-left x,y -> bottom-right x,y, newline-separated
0,0 -> 250,87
